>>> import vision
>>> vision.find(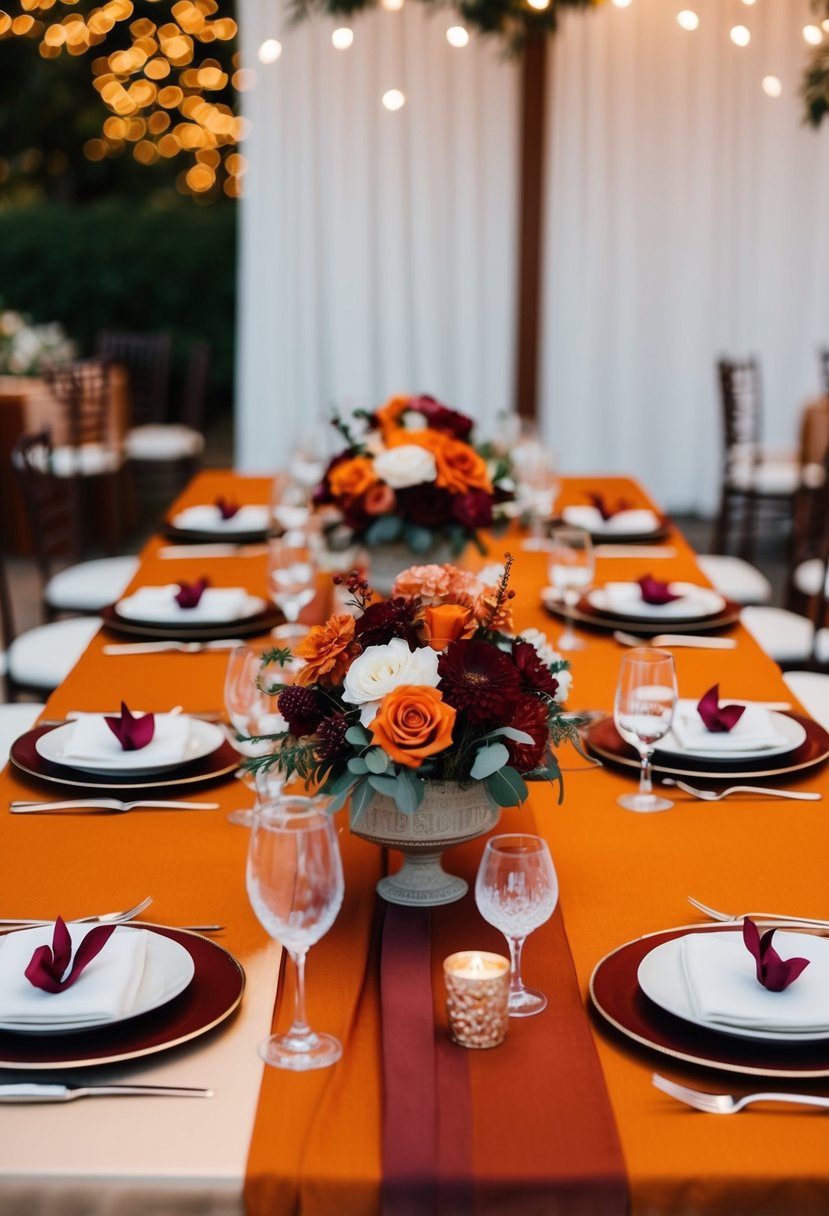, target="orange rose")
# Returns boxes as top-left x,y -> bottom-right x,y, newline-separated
328,456 -> 378,501
295,615 -> 361,687
388,429 -> 491,495
370,684 -> 456,768
375,394 -> 410,439
422,603 -> 476,651
363,482 -> 397,516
